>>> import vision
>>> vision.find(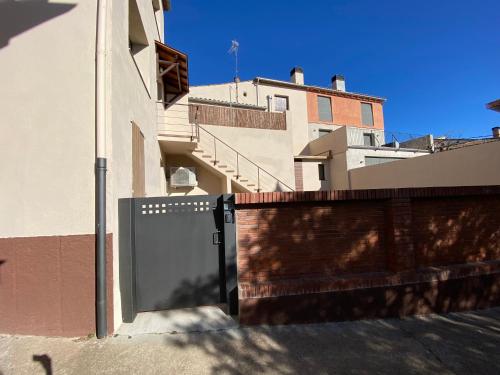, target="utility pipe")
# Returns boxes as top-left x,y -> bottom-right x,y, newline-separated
255,78 -> 260,107
95,0 -> 108,339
